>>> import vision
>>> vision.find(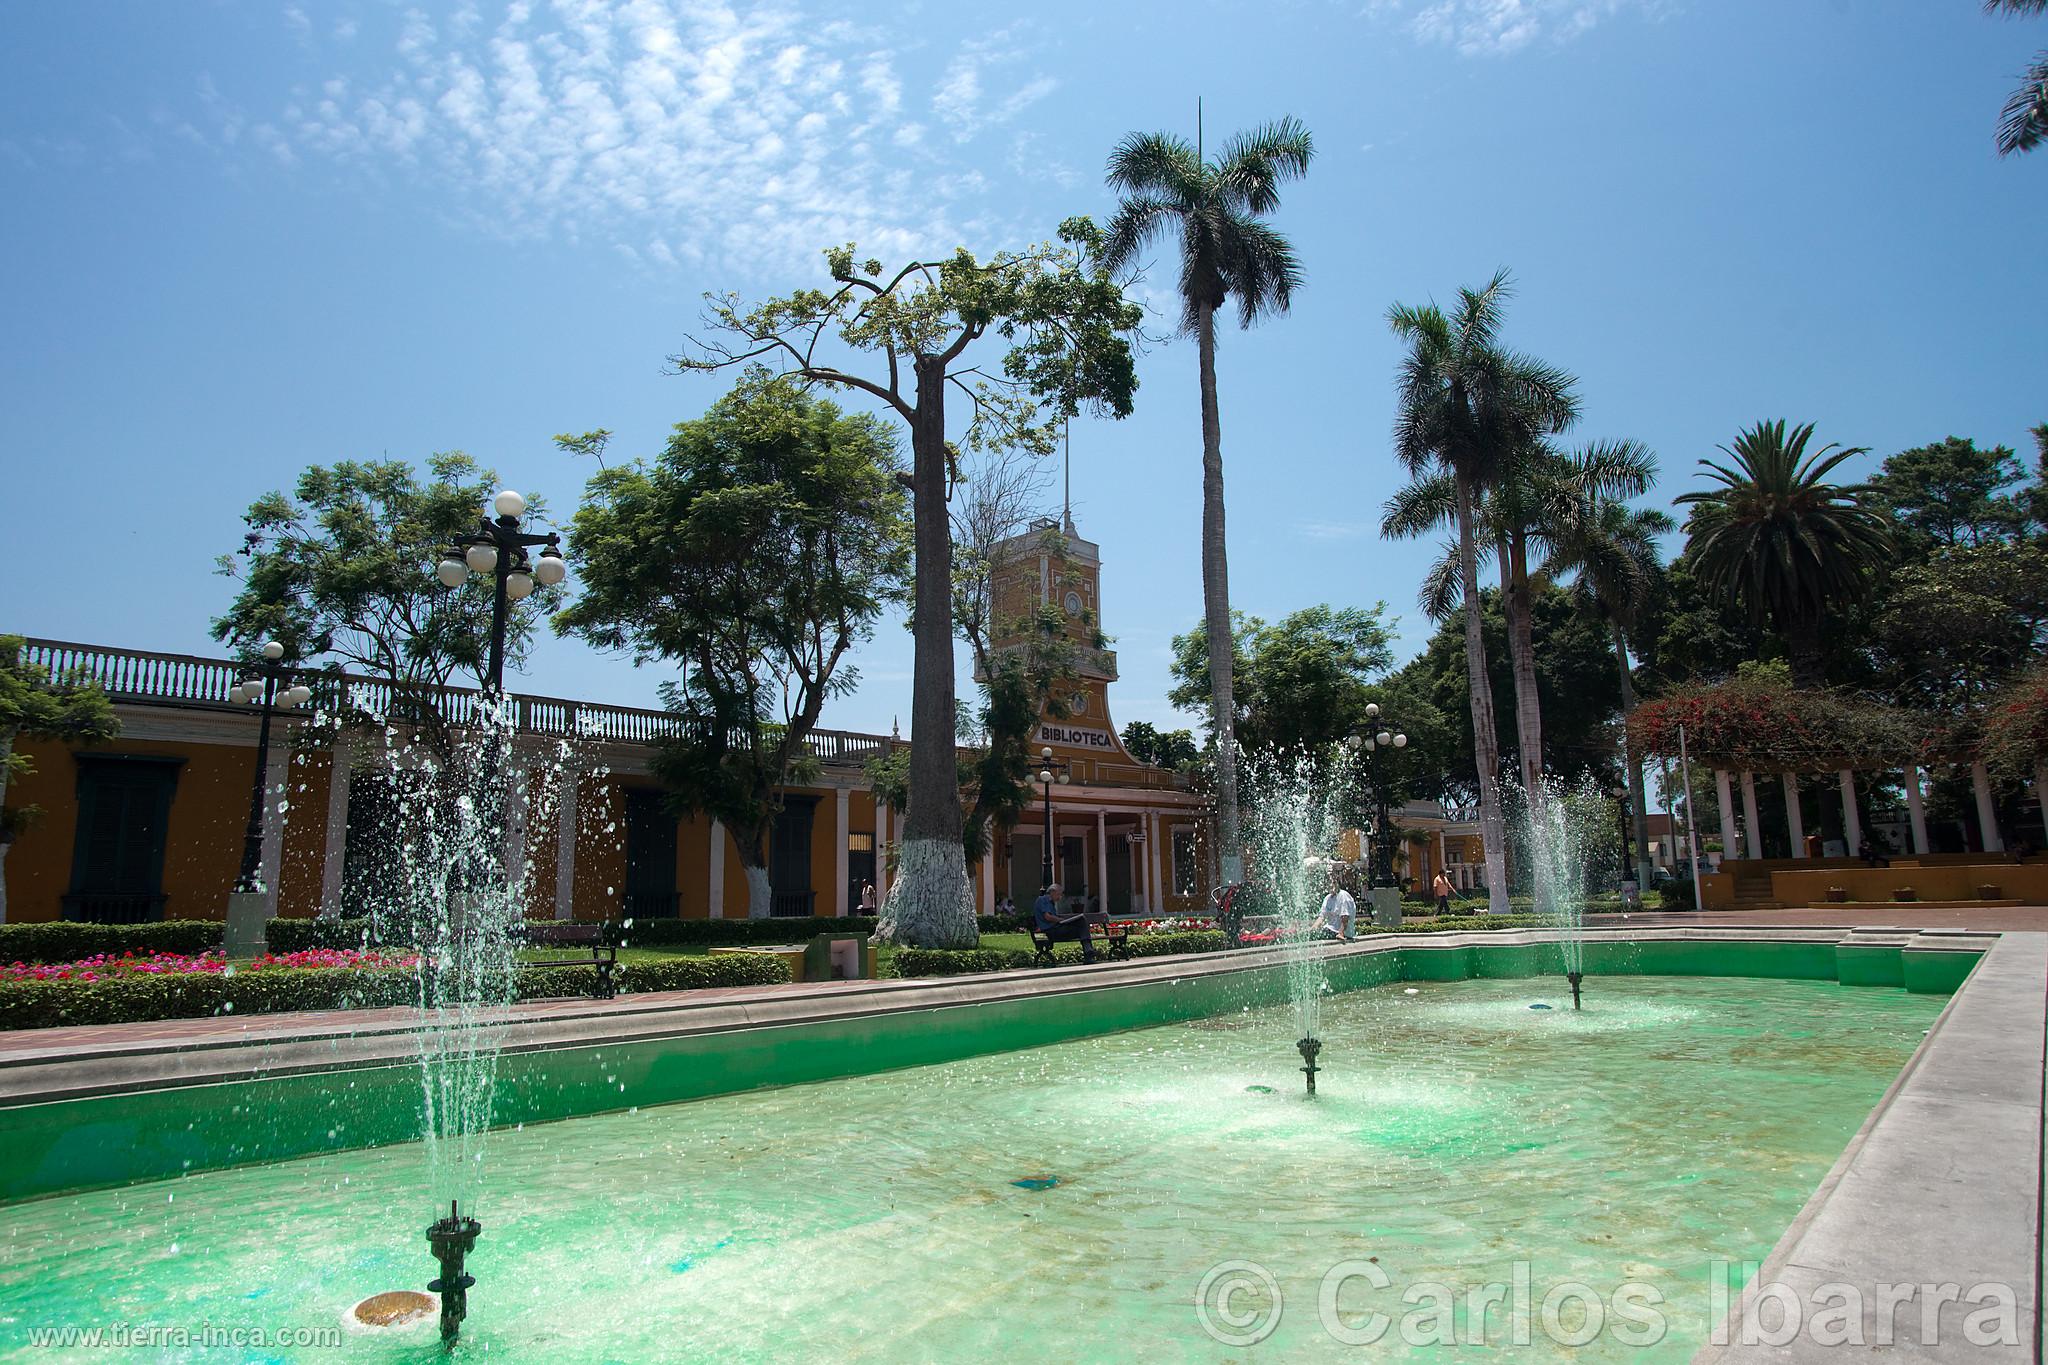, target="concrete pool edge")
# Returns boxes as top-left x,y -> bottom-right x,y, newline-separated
0,926 -> 1993,1206
1694,931 -> 2045,1363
